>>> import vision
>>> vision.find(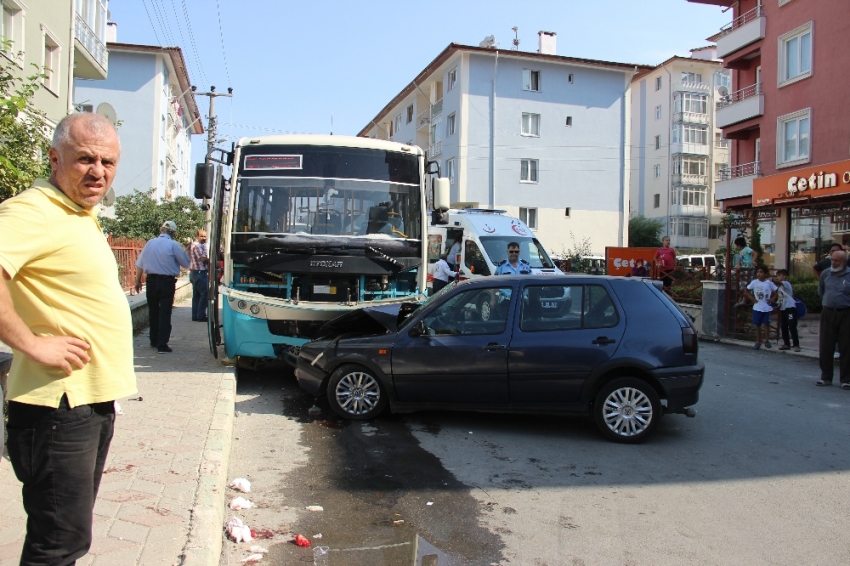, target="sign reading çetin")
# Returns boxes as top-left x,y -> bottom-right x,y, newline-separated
753,158 -> 850,206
